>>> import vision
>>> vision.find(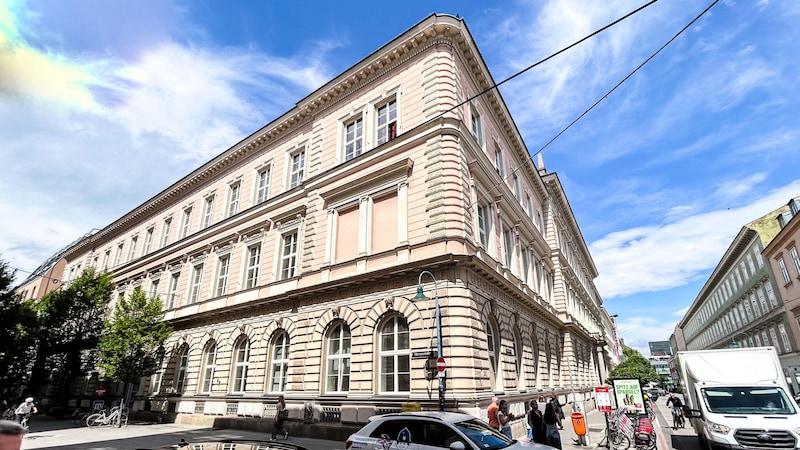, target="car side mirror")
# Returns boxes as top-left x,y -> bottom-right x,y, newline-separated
449,442 -> 466,450
684,409 -> 702,419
